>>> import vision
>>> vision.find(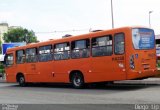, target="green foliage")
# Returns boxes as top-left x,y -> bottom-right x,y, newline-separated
0,64 -> 3,69
3,27 -> 38,44
0,63 -> 4,77
0,69 -> 4,73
